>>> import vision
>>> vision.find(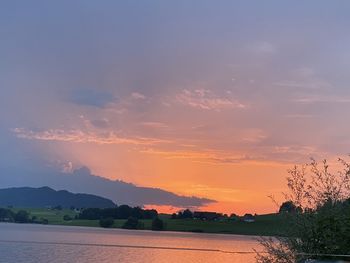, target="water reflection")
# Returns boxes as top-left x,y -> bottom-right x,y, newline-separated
0,223 -> 260,263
